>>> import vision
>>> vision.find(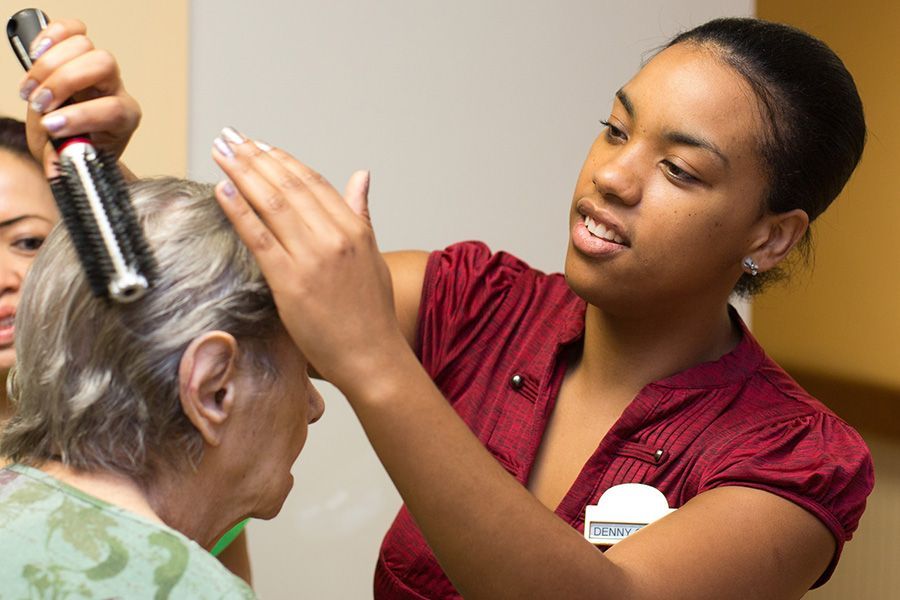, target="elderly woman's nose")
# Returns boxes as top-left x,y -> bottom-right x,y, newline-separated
308,389 -> 325,424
